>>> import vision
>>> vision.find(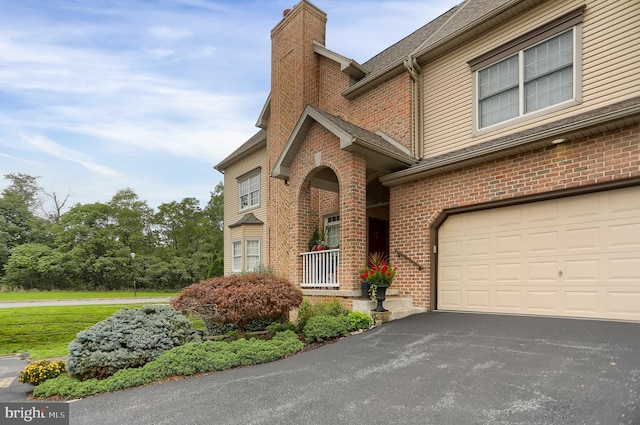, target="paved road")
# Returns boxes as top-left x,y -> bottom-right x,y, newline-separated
0,354 -> 33,401
0,297 -> 171,309
61,312 -> 639,425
